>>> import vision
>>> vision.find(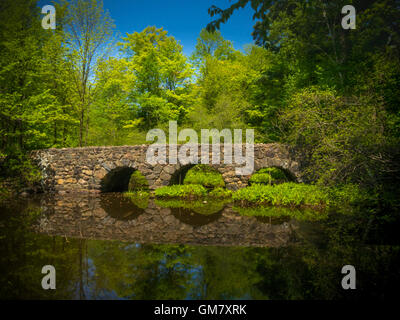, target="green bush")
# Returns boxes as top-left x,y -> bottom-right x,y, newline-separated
183,164 -> 225,189
249,167 -> 289,185
233,182 -> 330,208
124,191 -> 150,209
249,173 -> 273,184
327,184 -> 370,206
155,184 -> 207,199
128,170 -> 149,191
